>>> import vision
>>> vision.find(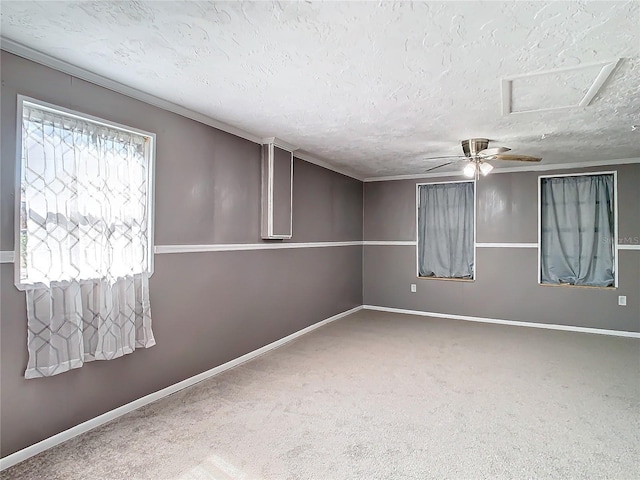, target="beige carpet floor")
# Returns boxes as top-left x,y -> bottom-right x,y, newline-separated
2,310 -> 639,479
